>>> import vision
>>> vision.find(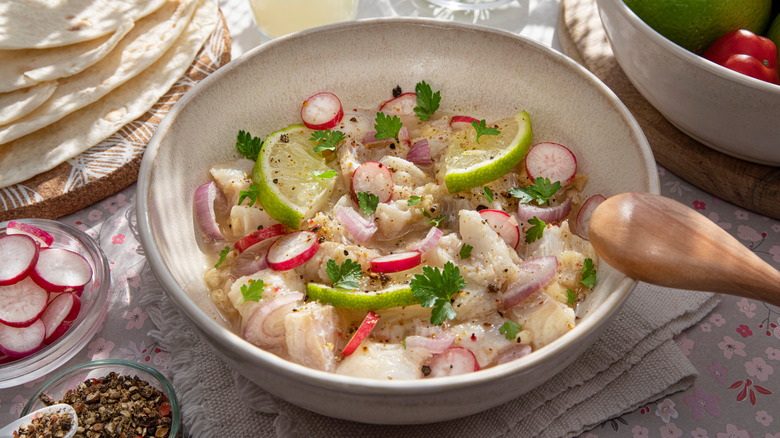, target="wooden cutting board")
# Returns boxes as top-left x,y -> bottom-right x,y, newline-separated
560,0 -> 780,220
